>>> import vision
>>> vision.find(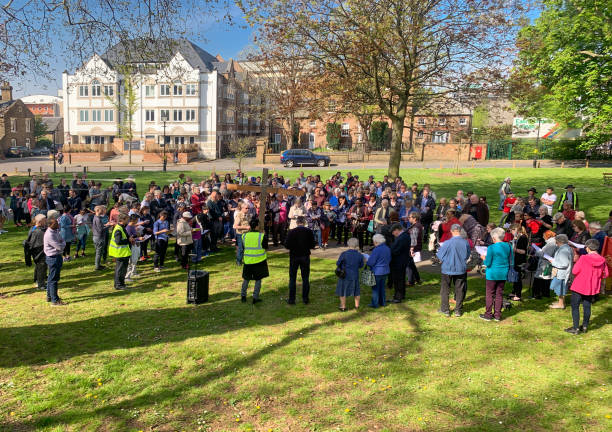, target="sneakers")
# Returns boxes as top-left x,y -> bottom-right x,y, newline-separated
51,300 -> 66,306
564,327 -> 580,335
252,298 -> 262,304
579,325 -> 588,333
454,311 -> 463,317
479,314 -> 493,321
154,268 -> 161,273
437,309 -> 451,317
241,296 -> 247,303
